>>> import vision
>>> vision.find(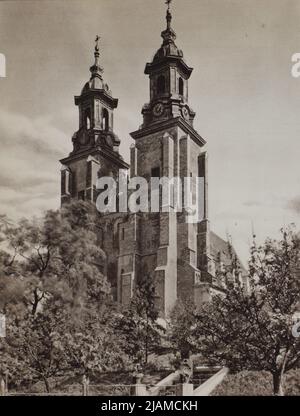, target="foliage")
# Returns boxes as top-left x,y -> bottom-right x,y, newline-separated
212,370 -> 275,396
168,299 -> 195,359
1,308 -> 69,392
1,201 -> 110,316
61,306 -> 130,380
192,225 -> 300,395
115,274 -> 163,366
0,201 -> 128,392
3,203 -> 300,396
213,369 -> 300,396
